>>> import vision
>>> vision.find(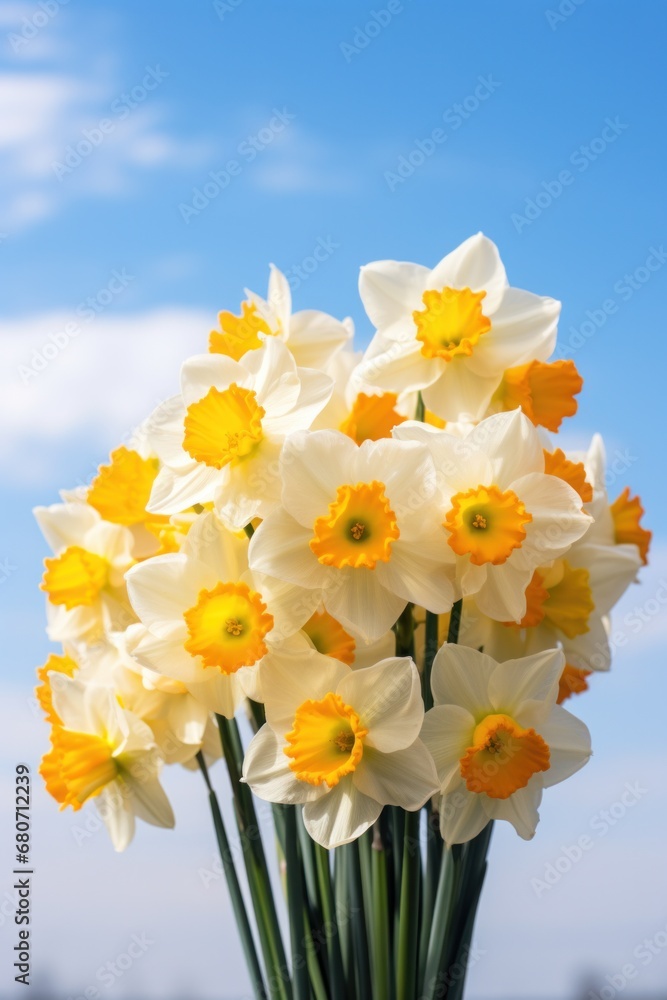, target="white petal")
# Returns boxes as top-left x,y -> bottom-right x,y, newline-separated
439,780 -> 490,847
359,259 -> 430,328
243,337 -> 301,416
268,263 -> 292,324
288,310 -> 351,370
488,648 -> 564,718
353,741 -> 439,809
183,511 -> 247,579
473,410 -> 544,485
428,234 -> 507,314
249,508 -> 331,590
473,560 -> 533,623
431,643 -> 496,714
376,540 -> 455,614
34,502 -> 100,552
572,542 -> 641,615
148,463 -> 222,515
97,782 -> 135,852
337,657 -> 423,751
514,473 -> 592,562
538,704 -> 592,788
303,777 -> 382,848
243,726 -> 324,804
260,648 -> 350,733
126,553 -> 204,636
186,671 -> 245,718
421,704 -> 475,785
468,287 -> 559,377
358,334 -> 442,393
266,367 -> 333,435
421,358 -> 500,423
181,353 -> 248,406
325,570 -> 406,643
482,781 -> 542,840
127,773 -> 175,829
279,429 -> 356,528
